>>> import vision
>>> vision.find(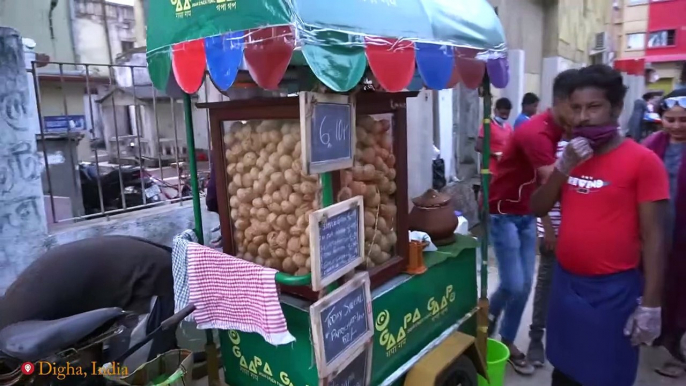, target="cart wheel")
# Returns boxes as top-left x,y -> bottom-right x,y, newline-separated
435,355 -> 478,386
